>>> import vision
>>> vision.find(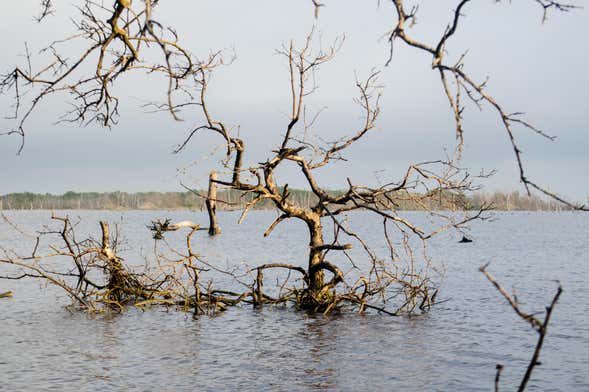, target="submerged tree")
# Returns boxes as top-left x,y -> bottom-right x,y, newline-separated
0,1 -> 585,314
